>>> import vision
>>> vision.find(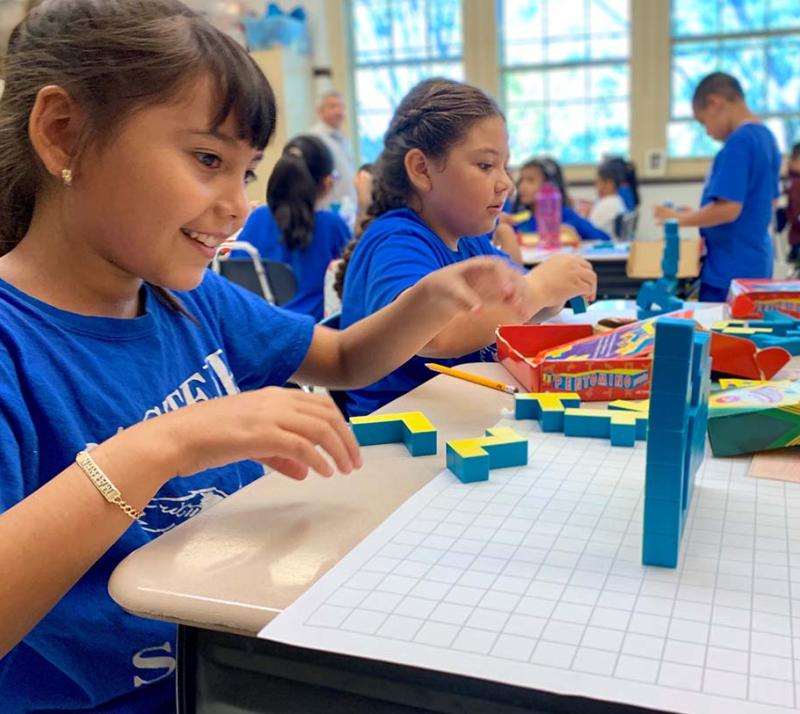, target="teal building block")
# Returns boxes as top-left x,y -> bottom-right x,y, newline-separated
446,427 -> 528,484
568,296 -> 587,314
514,393 -> 581,432
642,318 -> 711,568
609,420 -> 636,446
350,412 -> 437,457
